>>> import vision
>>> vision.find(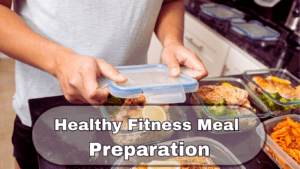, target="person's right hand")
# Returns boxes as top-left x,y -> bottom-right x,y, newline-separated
53,53 -> 127,105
